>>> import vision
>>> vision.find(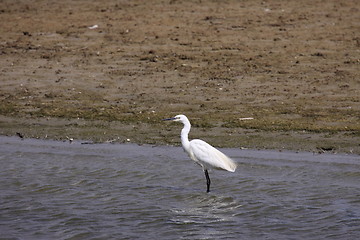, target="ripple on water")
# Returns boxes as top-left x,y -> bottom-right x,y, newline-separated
0,137 -> 359,239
